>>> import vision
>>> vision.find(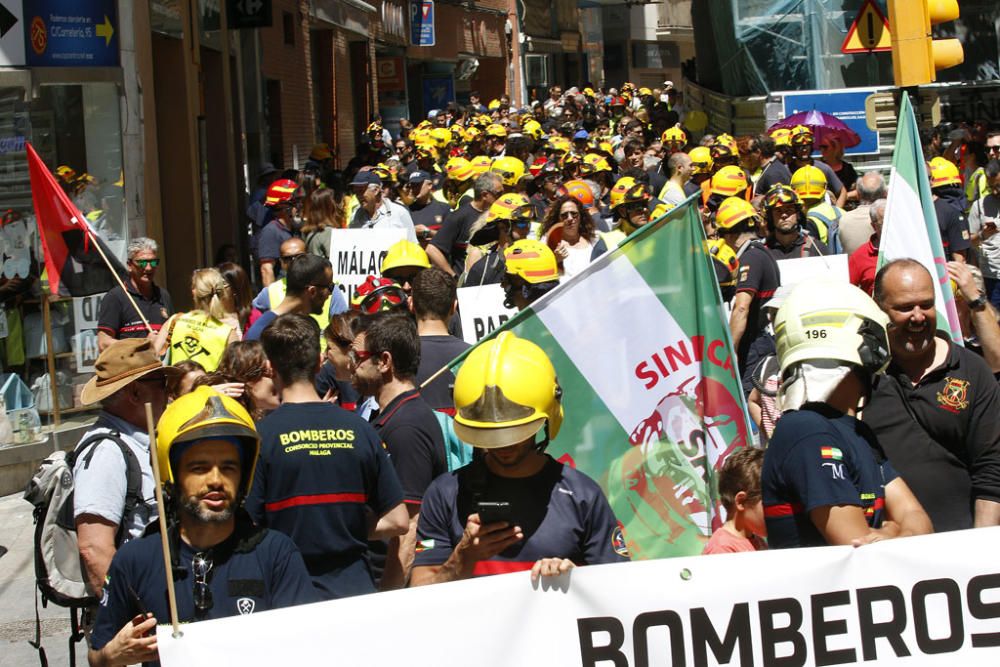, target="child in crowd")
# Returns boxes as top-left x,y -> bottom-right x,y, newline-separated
703,447 -> 767,554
